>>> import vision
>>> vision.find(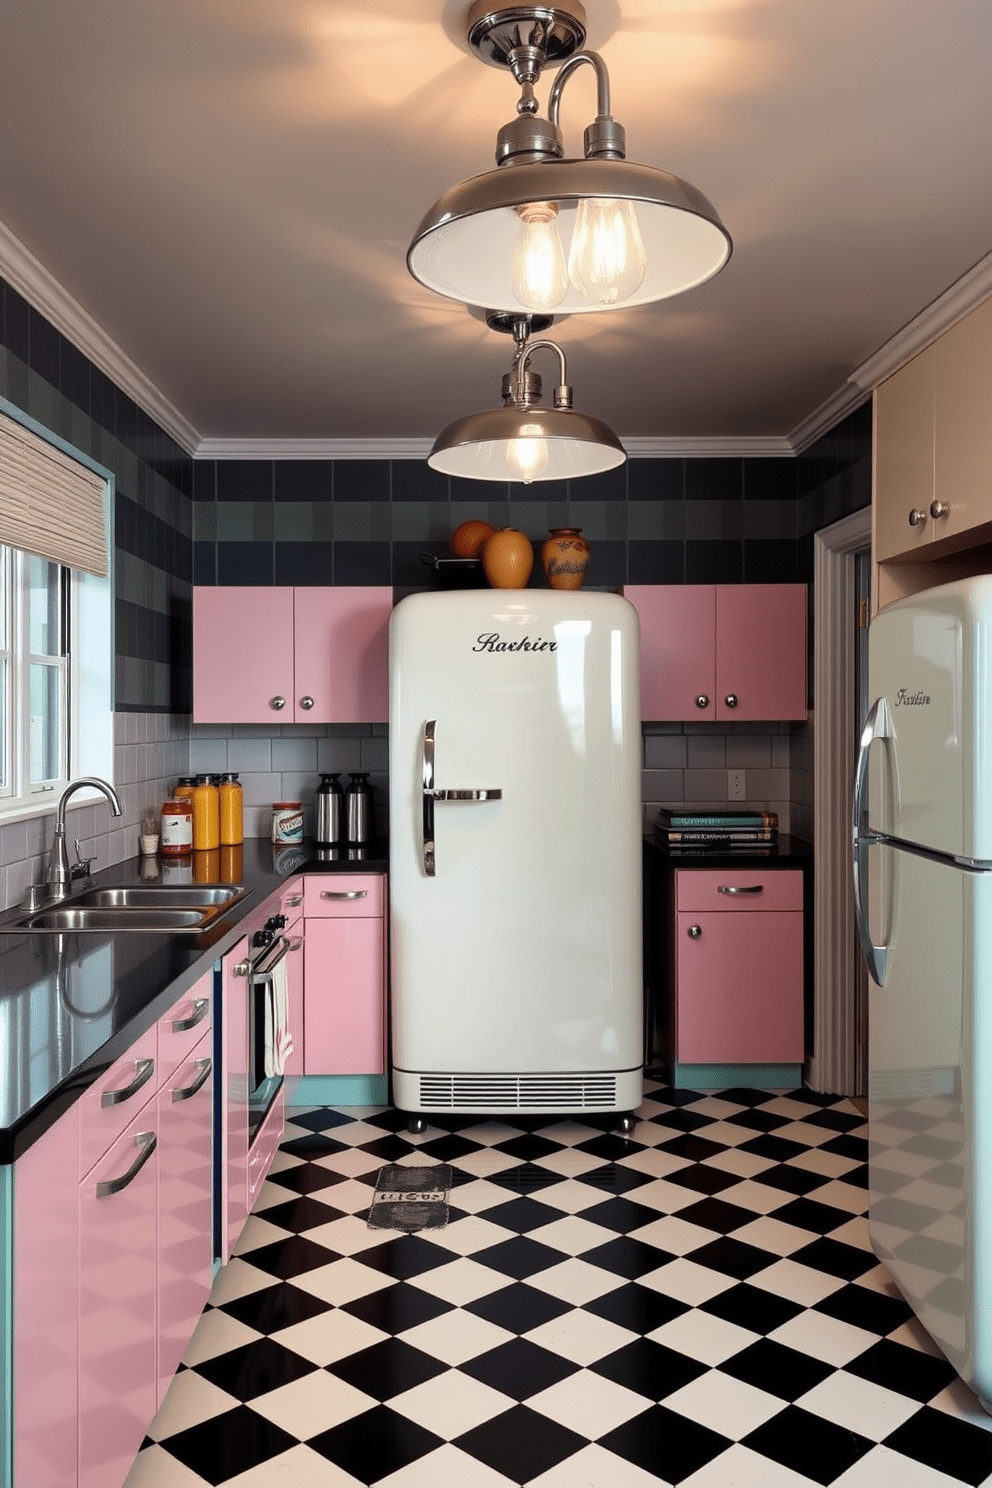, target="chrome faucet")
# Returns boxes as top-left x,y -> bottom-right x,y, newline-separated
46,776 -> 123,900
